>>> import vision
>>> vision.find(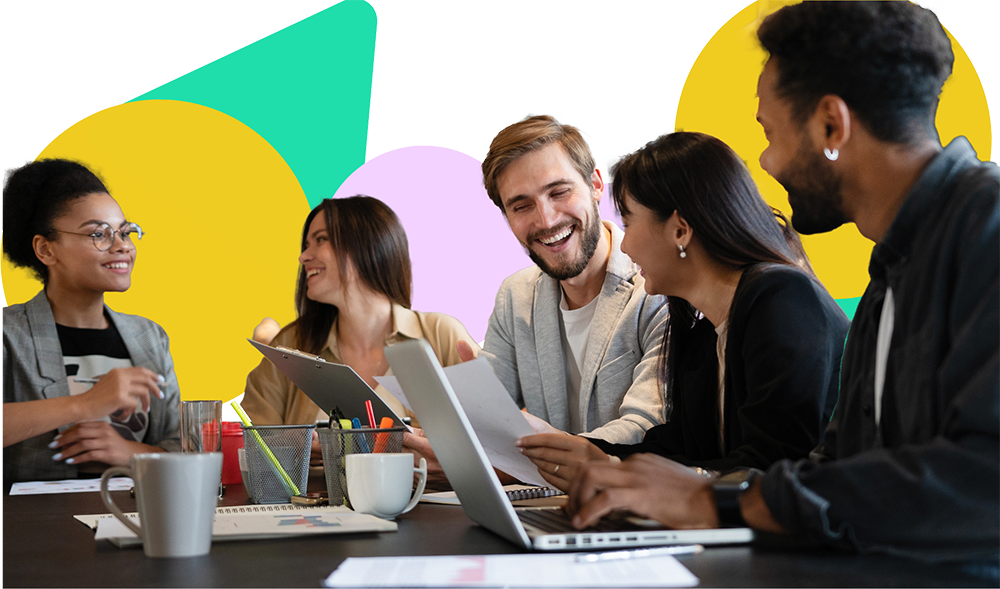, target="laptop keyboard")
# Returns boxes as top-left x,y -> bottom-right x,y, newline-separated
517,508 -> 626,533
